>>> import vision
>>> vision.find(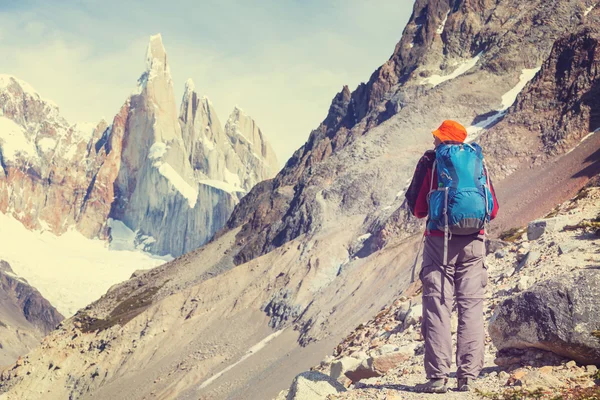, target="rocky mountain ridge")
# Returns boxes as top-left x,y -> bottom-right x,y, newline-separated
0,34 -> 278,258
